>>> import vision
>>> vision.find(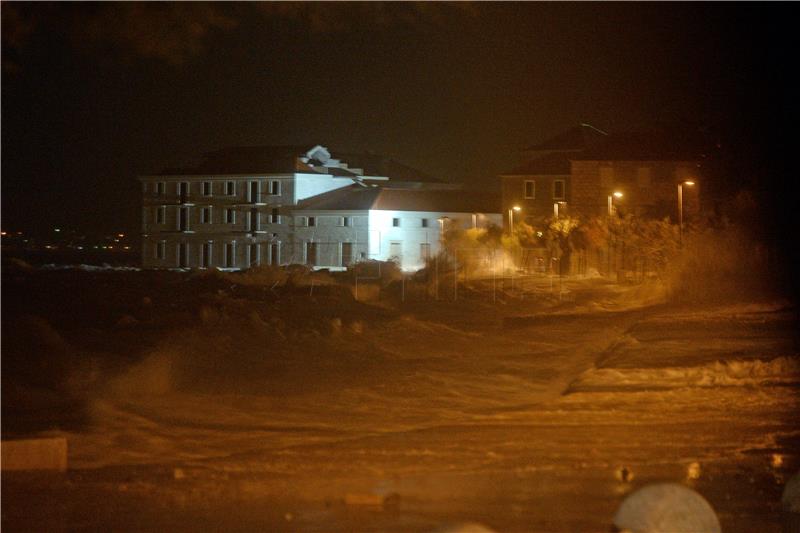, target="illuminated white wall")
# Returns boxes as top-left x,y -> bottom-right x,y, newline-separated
367,210 -> 501,271
294,174 -> 355,203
